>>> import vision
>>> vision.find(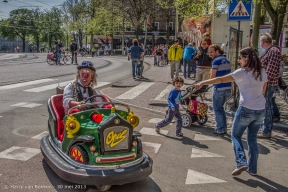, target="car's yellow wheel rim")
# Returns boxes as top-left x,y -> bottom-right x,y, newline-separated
70,147 -> 84,163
